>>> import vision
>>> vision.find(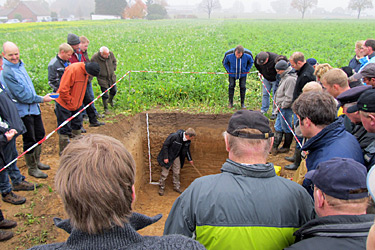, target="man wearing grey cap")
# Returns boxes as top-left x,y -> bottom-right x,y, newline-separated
286,157 -> 374,250
347,88 -> 375,169
55,62 -> 100,154
254,51 -> 279,119
272,60 -> 297,156
164,110 -> 315,249
350,63 -> 375,87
